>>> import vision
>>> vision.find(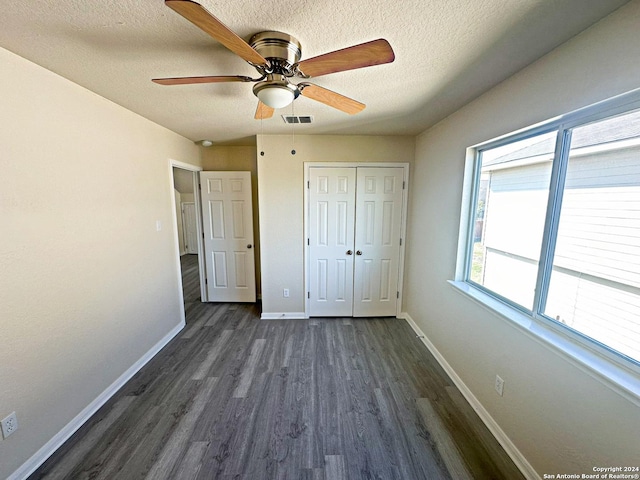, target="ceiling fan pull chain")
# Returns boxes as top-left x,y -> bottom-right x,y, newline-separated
291,100 -> 296,155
